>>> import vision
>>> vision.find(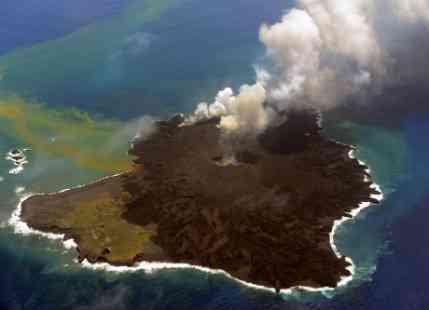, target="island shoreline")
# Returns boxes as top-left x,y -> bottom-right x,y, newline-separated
8,144 -> 383,296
